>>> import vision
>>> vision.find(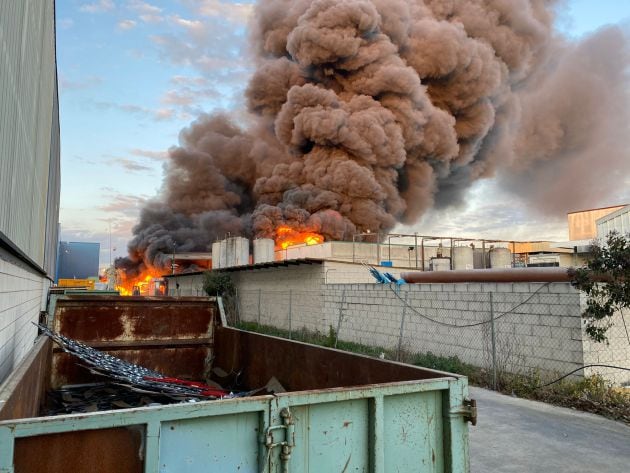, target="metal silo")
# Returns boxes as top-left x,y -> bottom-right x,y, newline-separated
253,238 -> 275,263
452,246 -> 474,270
429,257 -> 451,271
490,247 -> 512,268
219,239 -> 228,269
211,241 -> 222,269
225,237 -> 249,267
